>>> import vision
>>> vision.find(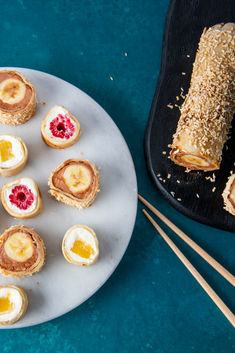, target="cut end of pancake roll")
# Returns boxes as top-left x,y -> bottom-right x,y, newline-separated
62,225 -> 99,266
48,159 -> 99,209
1,177 -> 42,219
0,70 -> 36,125
0,225 -> 45,277
222,174 -> 235,216
0,285 -> 28,325
170,23 -> 235,171
0,134 -> 28,177
41,105 -> 81,149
